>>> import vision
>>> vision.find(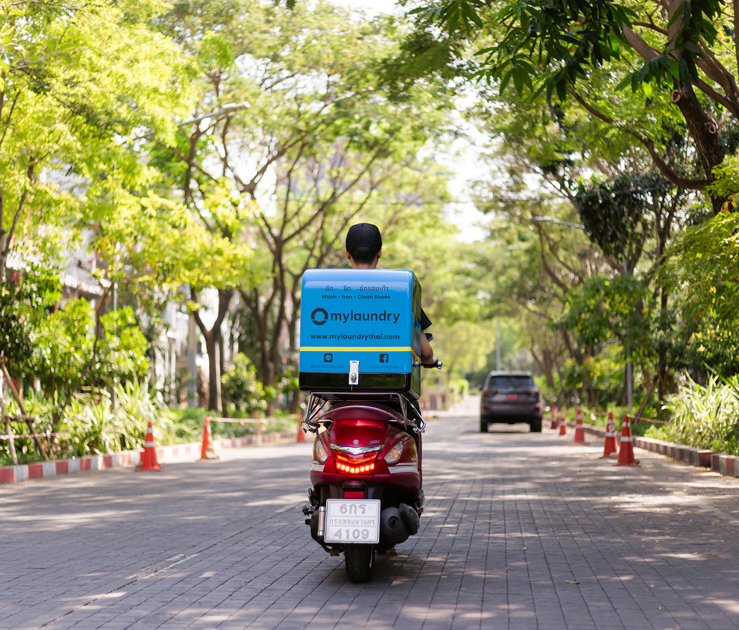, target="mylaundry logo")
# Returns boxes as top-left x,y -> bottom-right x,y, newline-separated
310,309 -> 401,325
311,308 -> 329,326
